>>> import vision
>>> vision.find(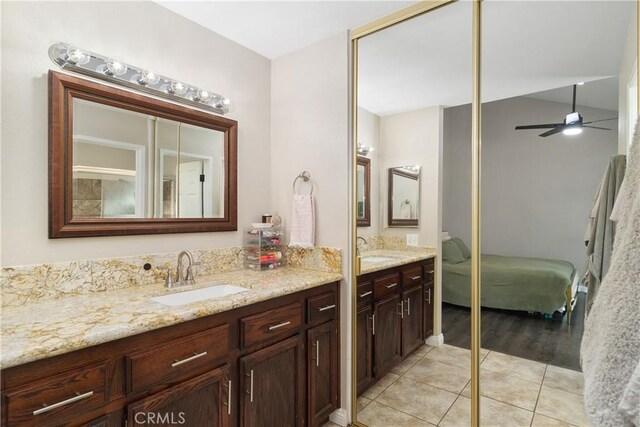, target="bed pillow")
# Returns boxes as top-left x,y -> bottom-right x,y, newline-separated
442,239 -> 466,264
452,238 -> 471,259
